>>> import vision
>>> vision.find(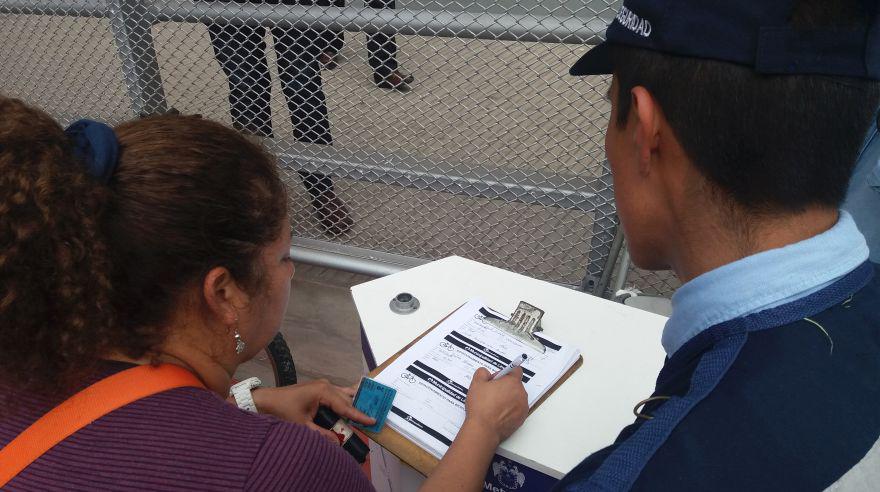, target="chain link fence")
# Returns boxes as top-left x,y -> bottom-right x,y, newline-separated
0,0 -> 679,296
